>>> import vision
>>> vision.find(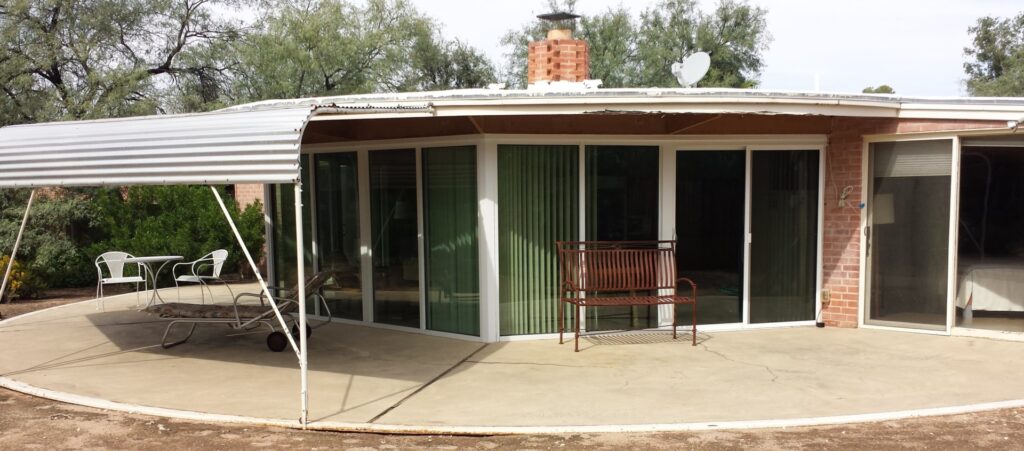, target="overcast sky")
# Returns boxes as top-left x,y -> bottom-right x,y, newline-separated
404,0 -> 1023,96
